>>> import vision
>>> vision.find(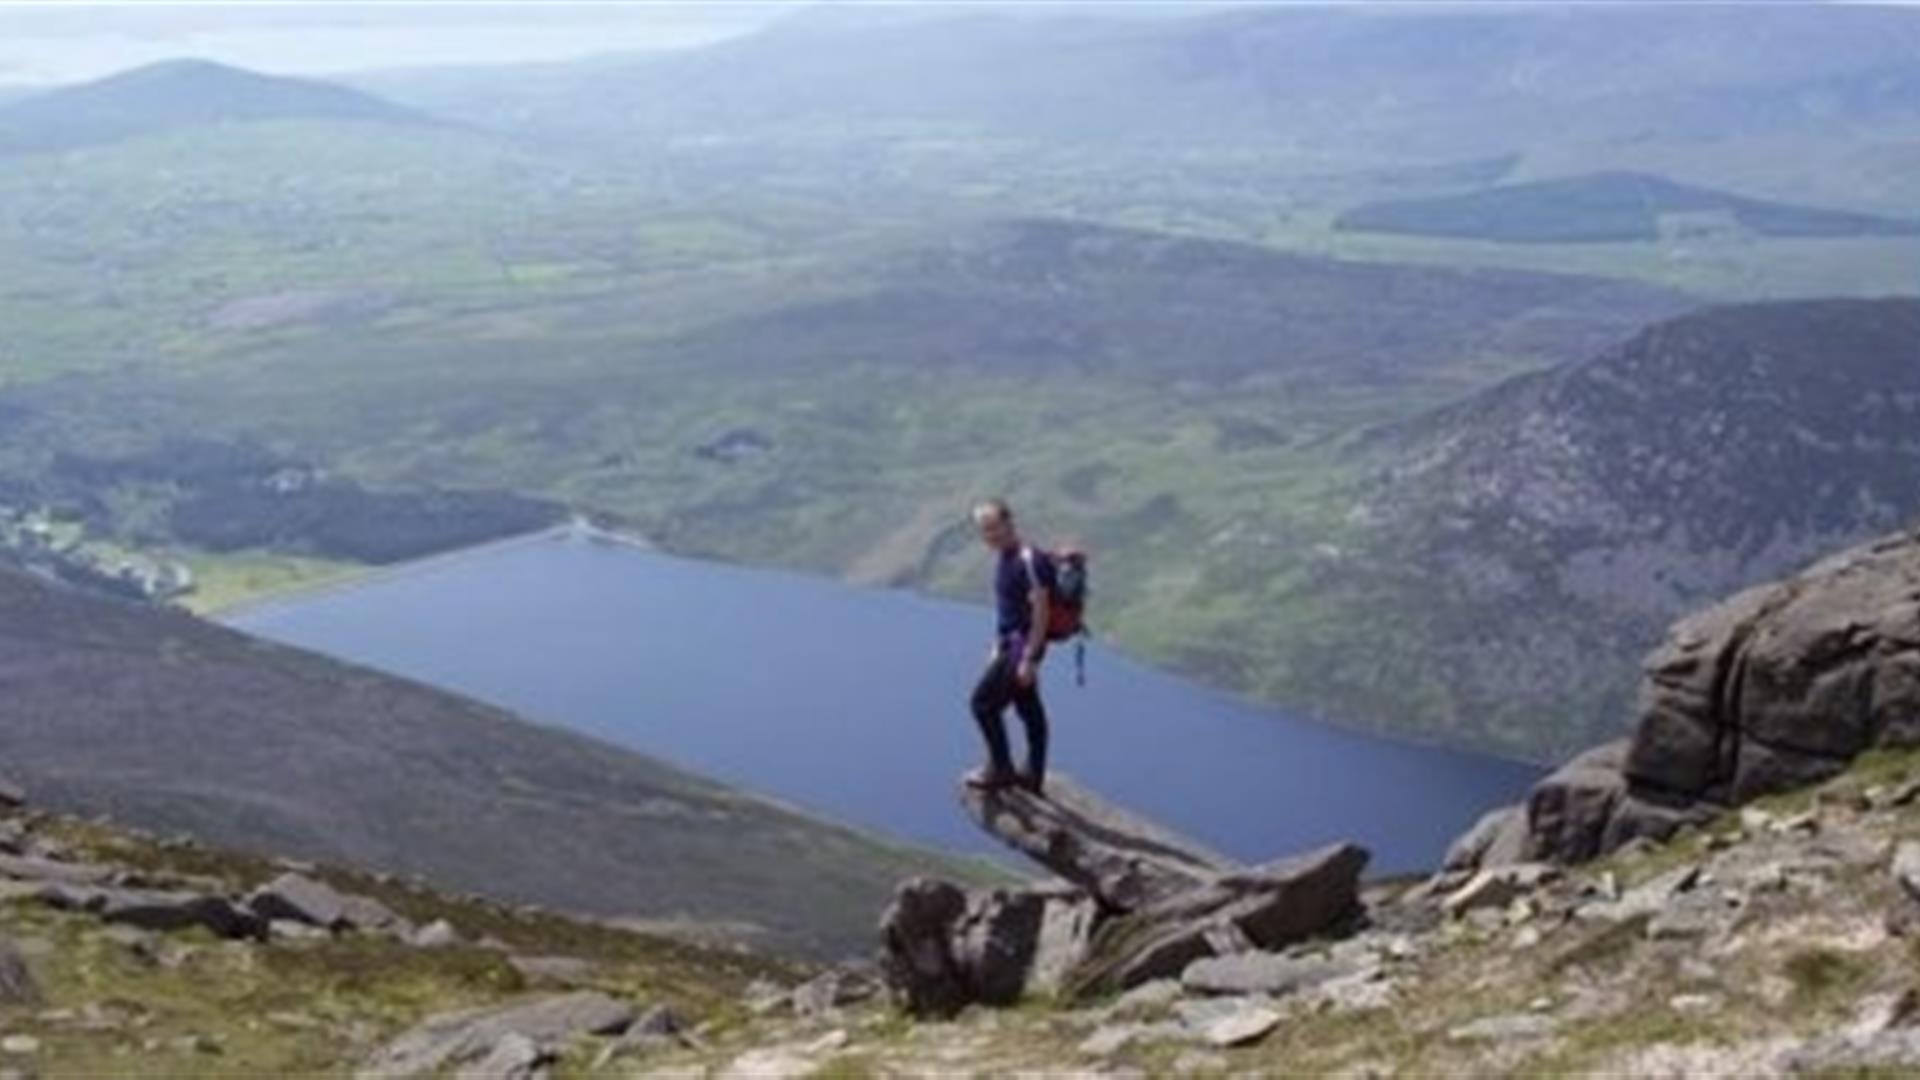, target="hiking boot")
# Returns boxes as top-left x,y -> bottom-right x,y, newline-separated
964,765 -> 1020,791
